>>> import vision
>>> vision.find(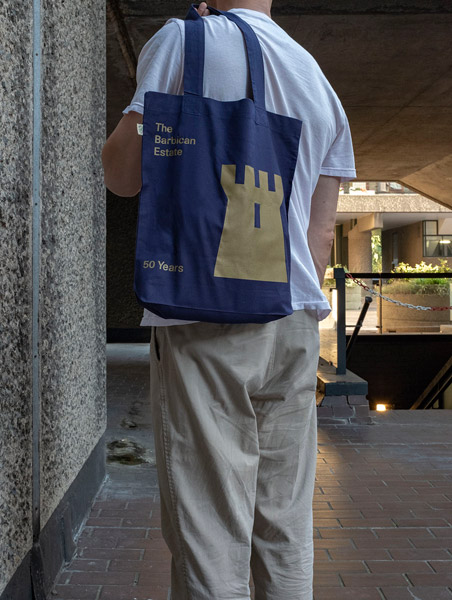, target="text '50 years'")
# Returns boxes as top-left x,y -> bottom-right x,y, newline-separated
143,260 -> 184,273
